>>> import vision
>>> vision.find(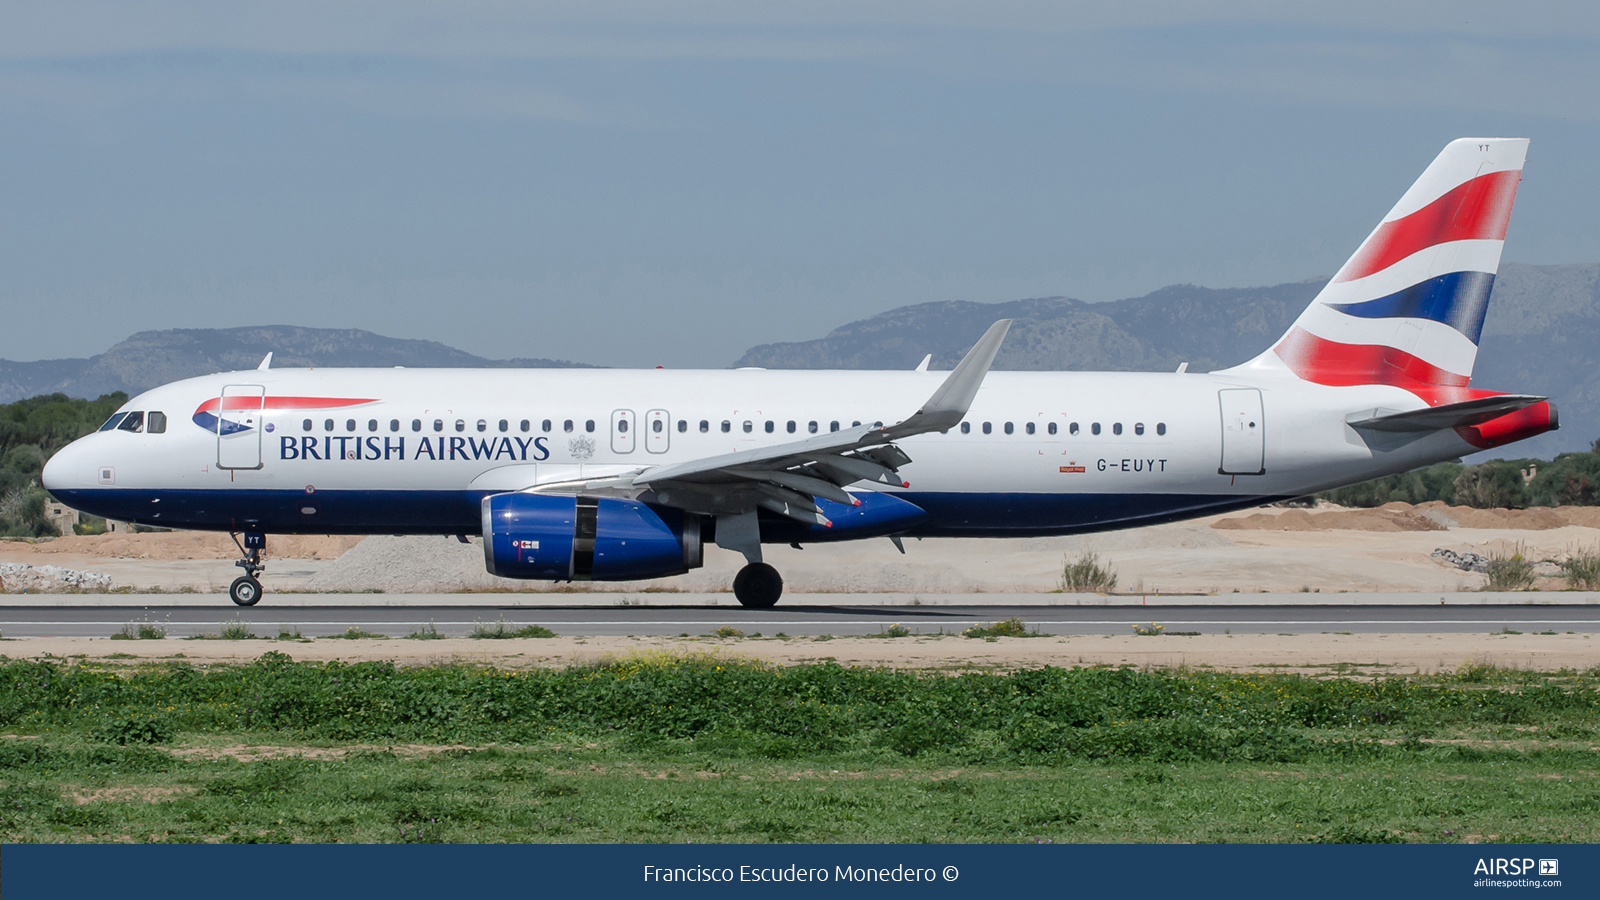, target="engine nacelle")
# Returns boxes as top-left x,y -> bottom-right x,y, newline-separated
482,493 -> 701,581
